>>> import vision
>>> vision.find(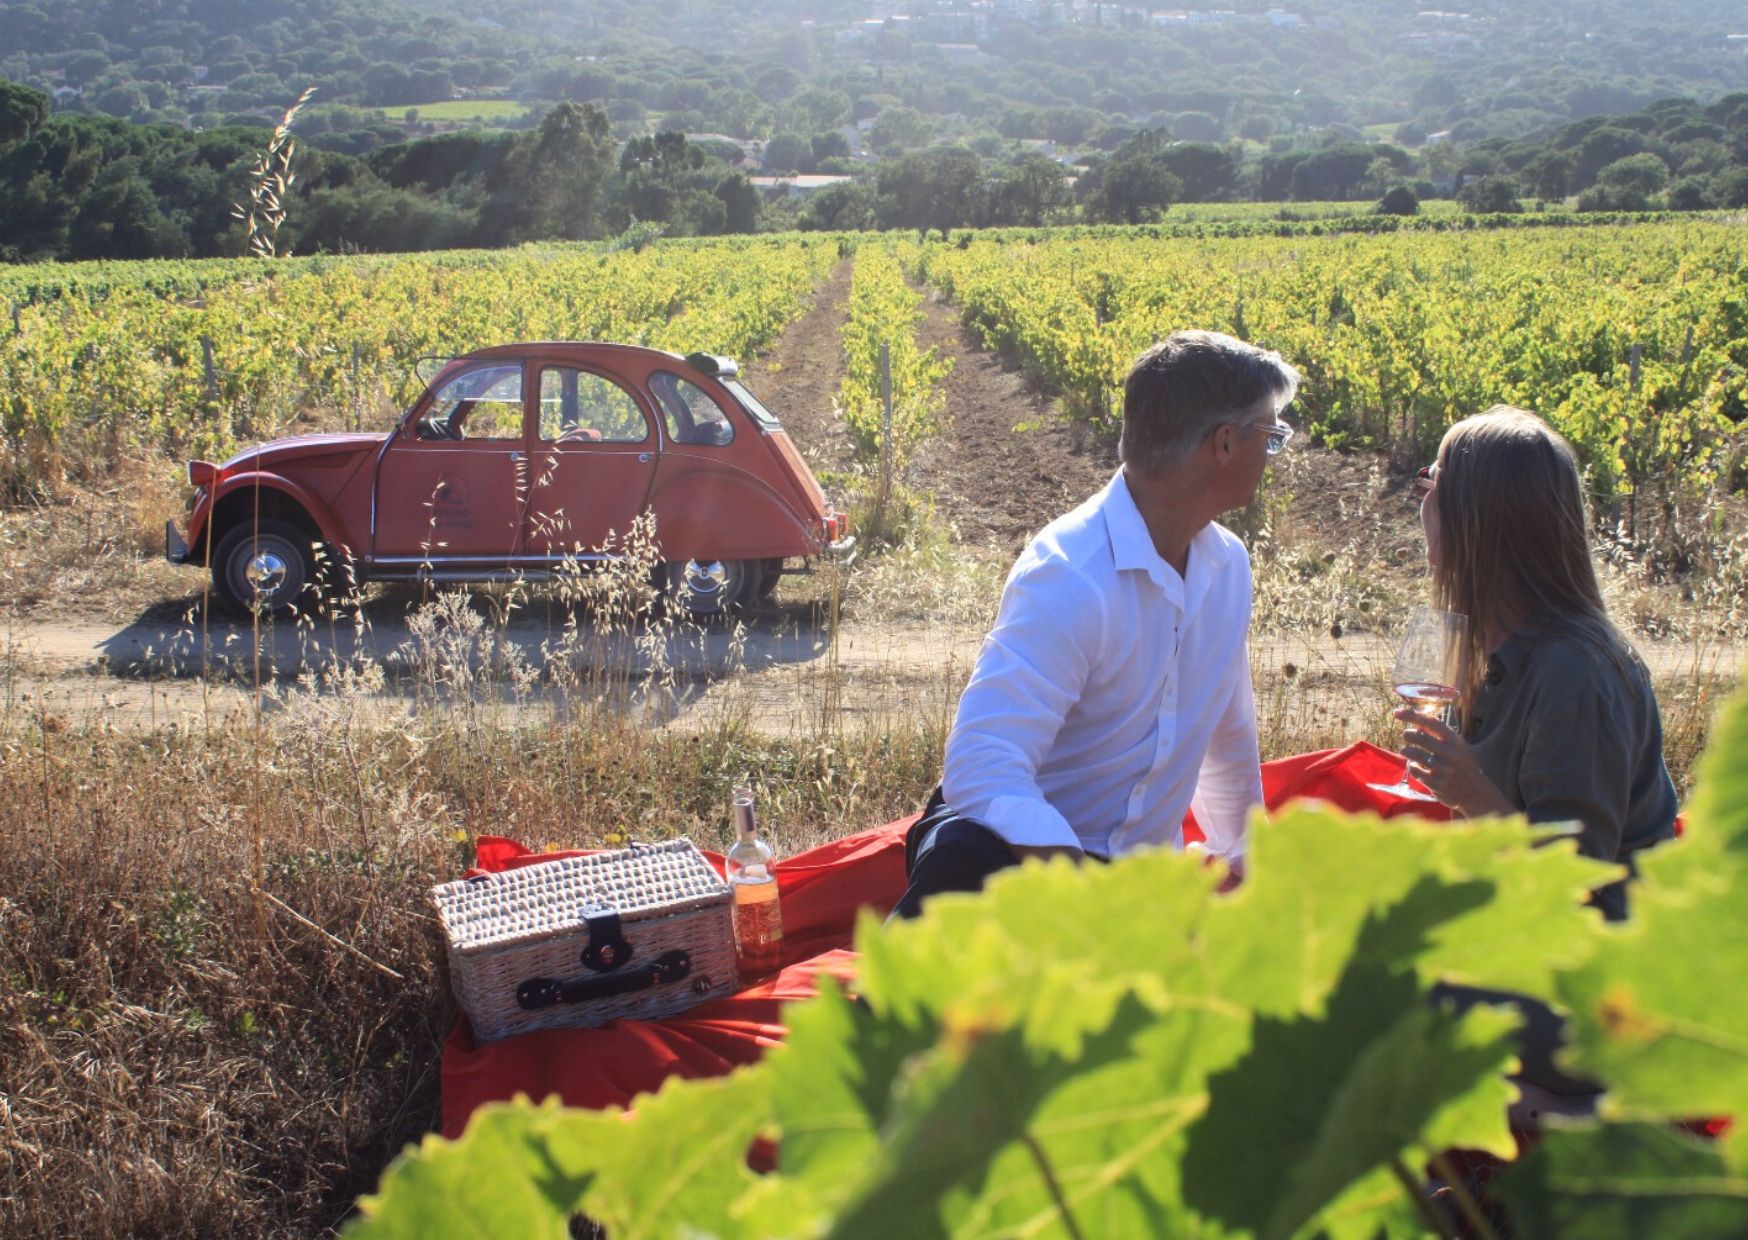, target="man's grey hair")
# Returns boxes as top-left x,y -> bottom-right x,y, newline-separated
1119,330 -> 1300,474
